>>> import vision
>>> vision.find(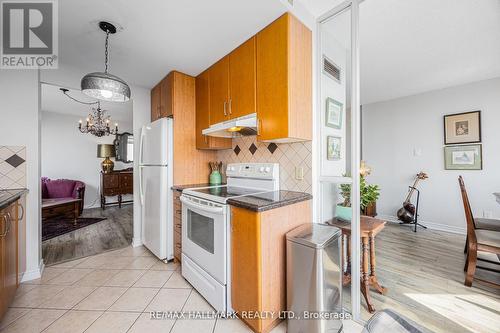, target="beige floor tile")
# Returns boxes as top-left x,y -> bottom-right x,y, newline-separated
10,285 -> 66,308
214,318 -> 253,333
0,308 -> 66,333
23,268 -> 68,285
146,288 -> 192,312
98,248 -> 125,257
116,245 -> 149,257
163,271 -> 192,289
73,269 -> 120,287
0,308 -> 29,330
149,260 -> 179,271
49,257 -> 88,269
84,311 -> 140,333
43,310 -> 103,333
101,256 -> 136,269
108,287 -> 159,312
133,270 -> 173,288
171,318 -> 216,333
182,290 -> 215,312
103,269 -> 146,287
14,284 -> 38,298
127,312 -> 176,333
46,268 -> 93,285
73,255 -> 116,269
128,256 -> 158,270
73,286 -> 128,311
38,286 -> 96,309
